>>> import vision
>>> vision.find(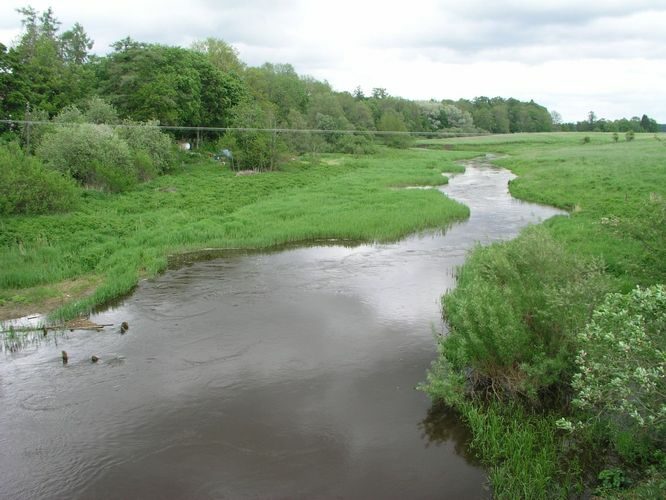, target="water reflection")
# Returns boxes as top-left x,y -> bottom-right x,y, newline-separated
0,161 -> 565,499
